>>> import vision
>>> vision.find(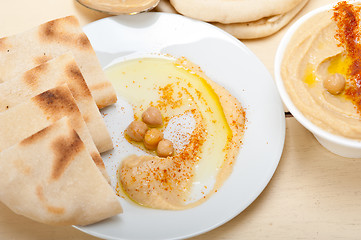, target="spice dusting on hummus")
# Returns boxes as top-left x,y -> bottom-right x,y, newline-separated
281,1 -> 361,139
106,57 -> 246,210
